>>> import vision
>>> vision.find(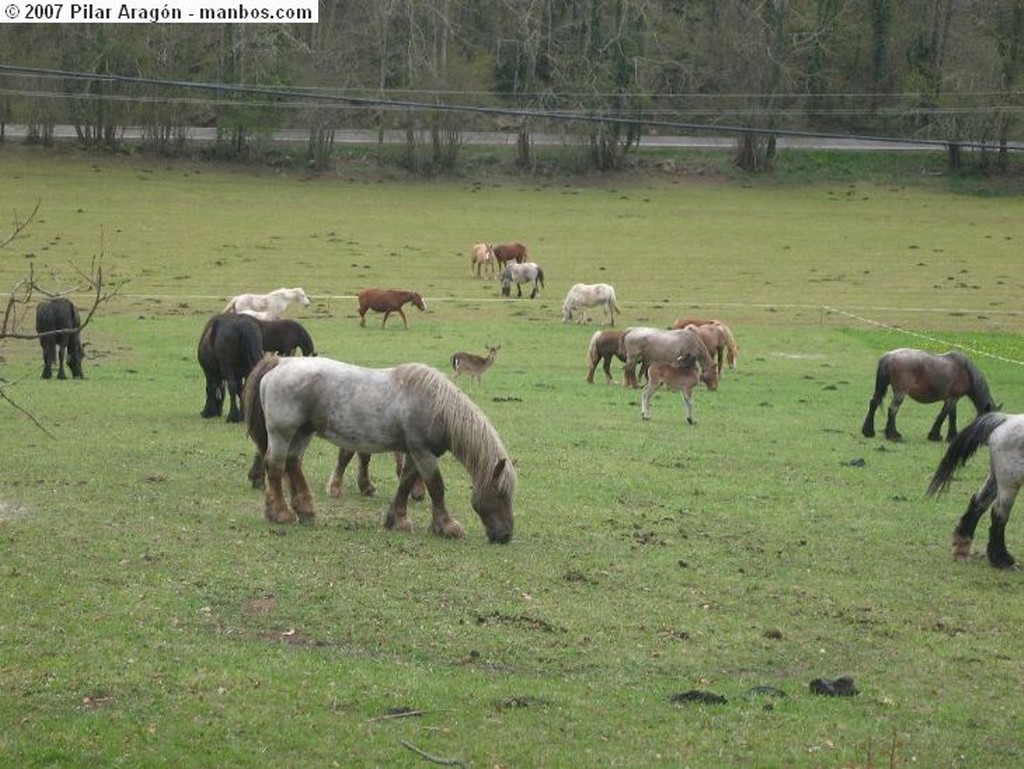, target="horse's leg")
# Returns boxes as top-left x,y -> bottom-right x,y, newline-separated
359,307 -> 368,327
883,392 -> 905,441
395,452 -> 426,501
952,475 -> 998,561
41,340 -> 54,379
641,382 -> 656,420
586,357 -> 597,384
603,354 -> 615,384
284,455 -> 316,523
247,453 -> 265,490
623,354 -> 638,389
716,346 -> 724,376
226,379 -> 244,423
56,341 -> 68,380
383,455 -> 421,533
986,482 -> 1020,569
381,311 -> 390,329
416,453 -> 465,539
398,308 -> 408,329
328,449 -> 356,497
529,282 -> 538,299
926,400 -> 953,442
263,456 -> 297,524
683,387 -> 695,425
945,400 -> 959,442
